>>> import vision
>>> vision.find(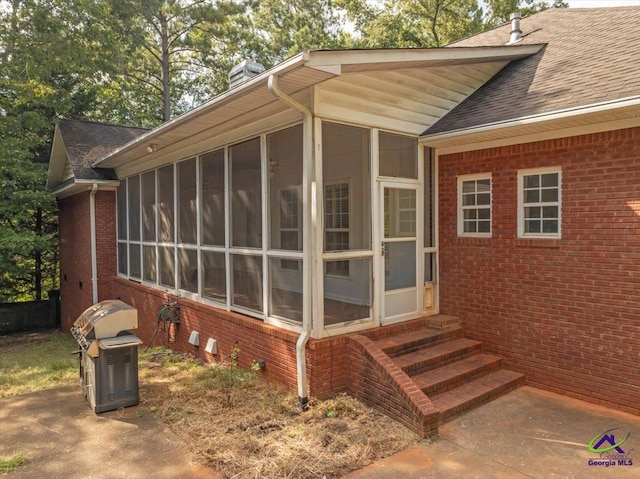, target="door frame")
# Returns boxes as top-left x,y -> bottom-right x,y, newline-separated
377,180 -> 422,325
